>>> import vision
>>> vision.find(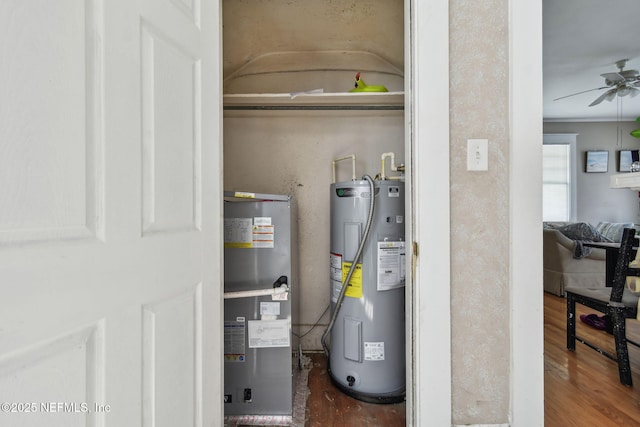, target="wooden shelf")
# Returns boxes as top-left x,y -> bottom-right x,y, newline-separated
223,91 -> 404,111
